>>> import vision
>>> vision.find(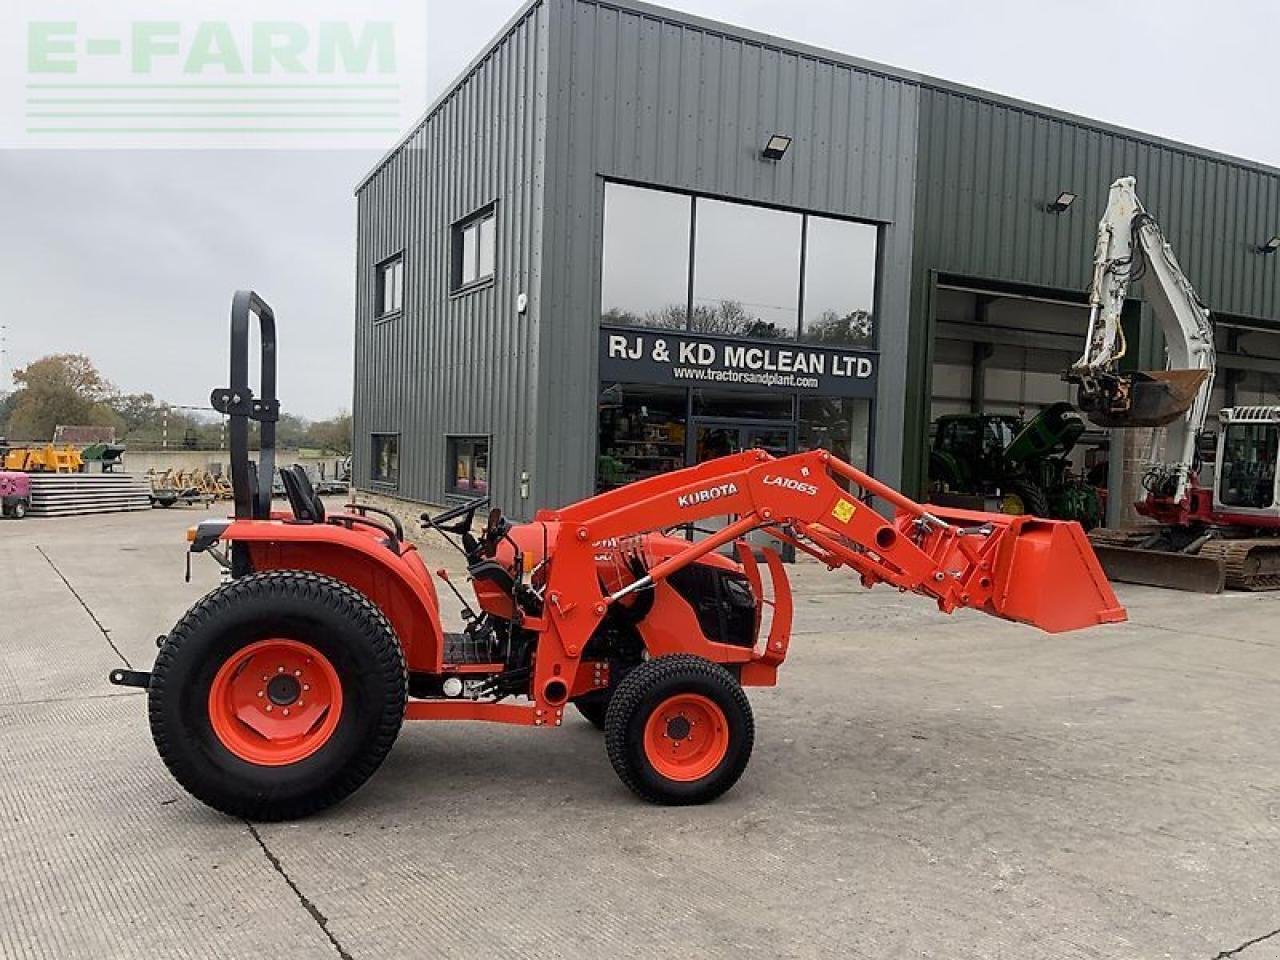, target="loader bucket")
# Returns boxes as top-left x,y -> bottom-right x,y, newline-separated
1076,369 -> 1208,428
929,507 -> 1128,633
